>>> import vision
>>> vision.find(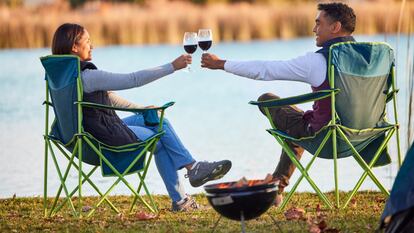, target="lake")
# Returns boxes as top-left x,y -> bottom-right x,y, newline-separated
0,34 -> 412,199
